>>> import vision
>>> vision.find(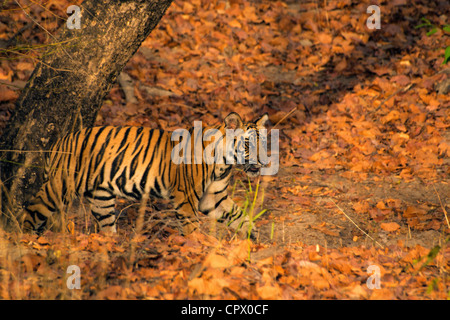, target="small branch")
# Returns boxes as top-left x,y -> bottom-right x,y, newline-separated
329,199 -> 384,248
141,85 -> 179,97
272,107 -> 297,130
